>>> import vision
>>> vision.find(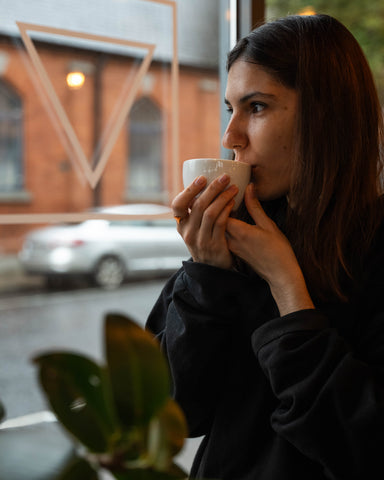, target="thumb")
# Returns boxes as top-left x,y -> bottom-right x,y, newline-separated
244,183 -> 270,228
